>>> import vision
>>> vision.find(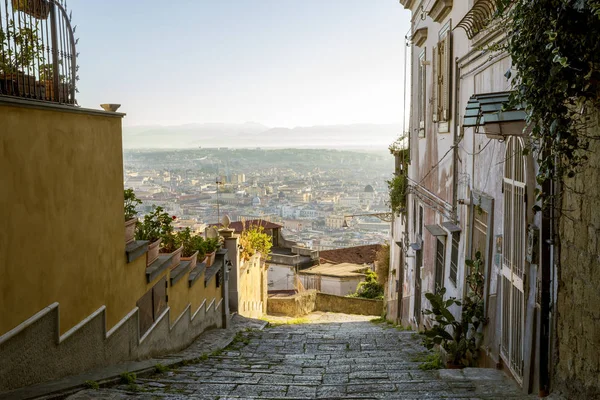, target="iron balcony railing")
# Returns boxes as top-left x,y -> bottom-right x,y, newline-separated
0,0 -> 77,104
